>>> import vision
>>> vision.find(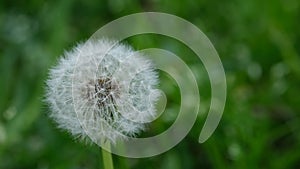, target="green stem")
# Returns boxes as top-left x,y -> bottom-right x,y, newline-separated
102,141 -> 114,169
